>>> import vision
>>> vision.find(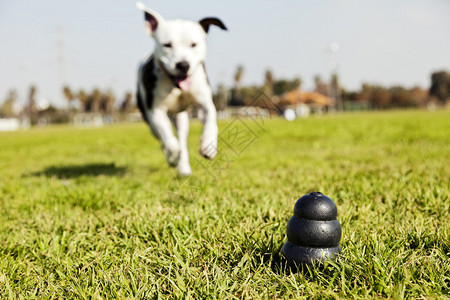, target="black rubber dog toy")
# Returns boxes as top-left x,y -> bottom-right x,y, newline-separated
281,192 -> 341,268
